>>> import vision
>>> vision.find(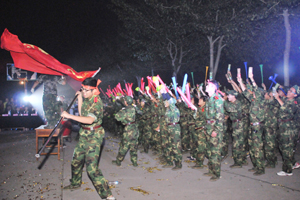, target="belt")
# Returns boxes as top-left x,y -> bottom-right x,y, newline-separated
189,123 -> 195,126
206,120 -> 215,124
126,122 -> 136,126
232,119 -> 241,123
180,115 -> 187,117
195,126 -> 205,130
82,125 -> 102,130
277,119 -> 292,123
250,121 -> 263,126
168,122 -> 179,126
153,115 -> 158,117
